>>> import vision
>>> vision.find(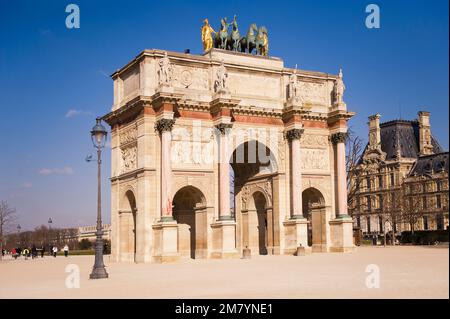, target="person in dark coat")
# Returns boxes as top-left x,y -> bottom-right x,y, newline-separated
31,245 -> 37,259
